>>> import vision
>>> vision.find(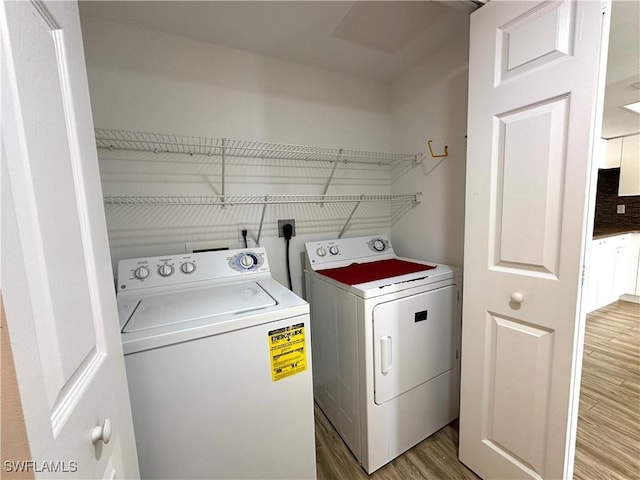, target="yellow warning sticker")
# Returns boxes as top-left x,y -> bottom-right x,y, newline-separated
268,323 -> 307,382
